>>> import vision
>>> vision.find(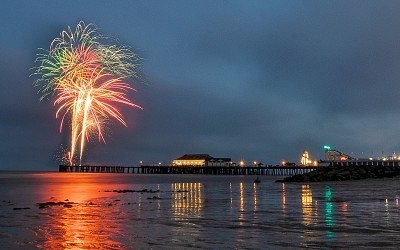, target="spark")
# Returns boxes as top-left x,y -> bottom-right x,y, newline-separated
32,21 -> 142,165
